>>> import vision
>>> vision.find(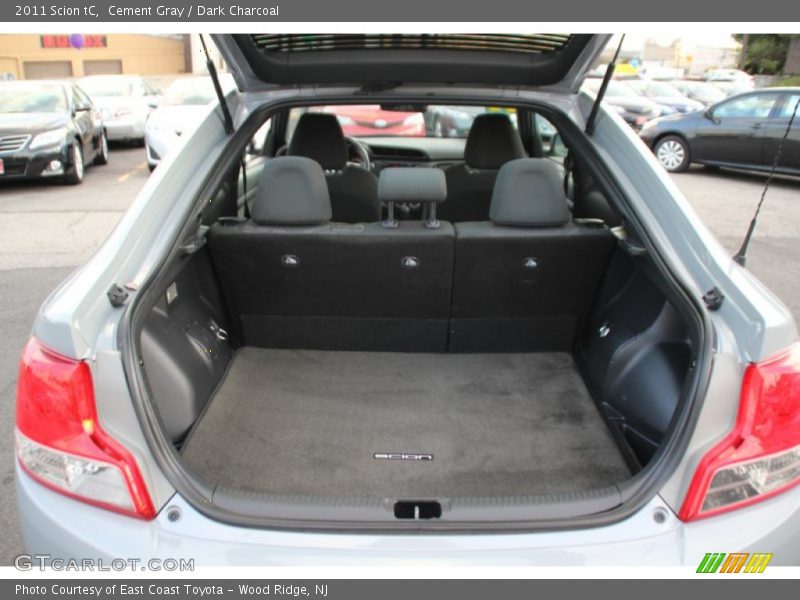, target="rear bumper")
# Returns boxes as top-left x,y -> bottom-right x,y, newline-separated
638,130 -> 659,149
105,119 -> 145,141
15,468 -> 800,566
